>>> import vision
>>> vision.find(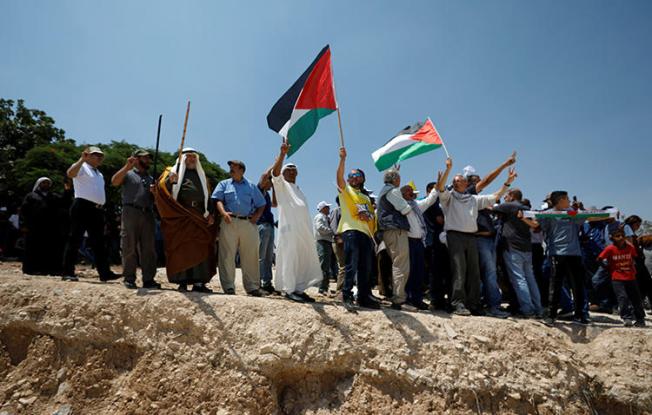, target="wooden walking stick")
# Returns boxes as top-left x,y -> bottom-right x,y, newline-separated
176,100 -> 191,174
